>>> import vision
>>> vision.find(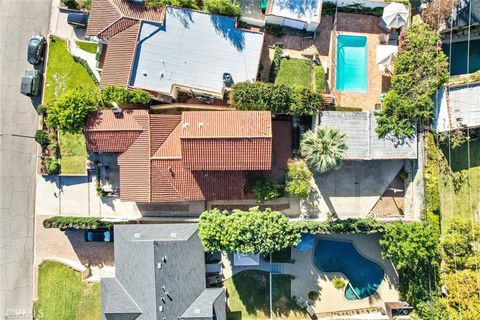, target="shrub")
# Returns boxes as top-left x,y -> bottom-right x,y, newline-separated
441,217 -> 480,271
145,0 -> 198,8
285,160 -> 312,199
35,130 -> 50,148
290,88 -> 323,116
313,65 -> 325,93
198,207 -> 301,254
269,46 -> 283,82
293,218 -> 385,234
204,0 -> 241,17
332,277 -> 346,289
43,216 -> 115,230
253,178 -> 279,203
308,291 -> 319,300
61,0 -> 79,9
265,24 -> 284,37
46,157 -> 60,175
101,85 -> 151,106
45,88 -> 99,133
